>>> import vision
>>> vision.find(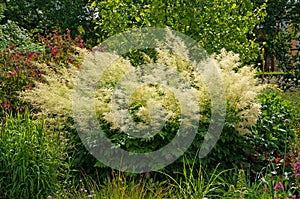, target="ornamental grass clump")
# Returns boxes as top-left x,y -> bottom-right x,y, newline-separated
0,112 -> 67,198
